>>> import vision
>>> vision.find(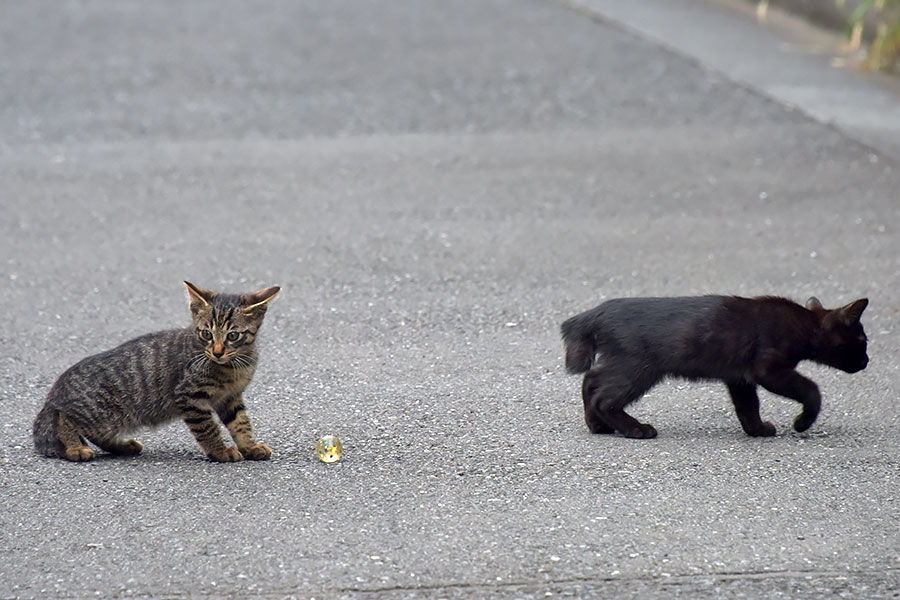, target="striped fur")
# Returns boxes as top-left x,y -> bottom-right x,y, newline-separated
33,282 -> 279,462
